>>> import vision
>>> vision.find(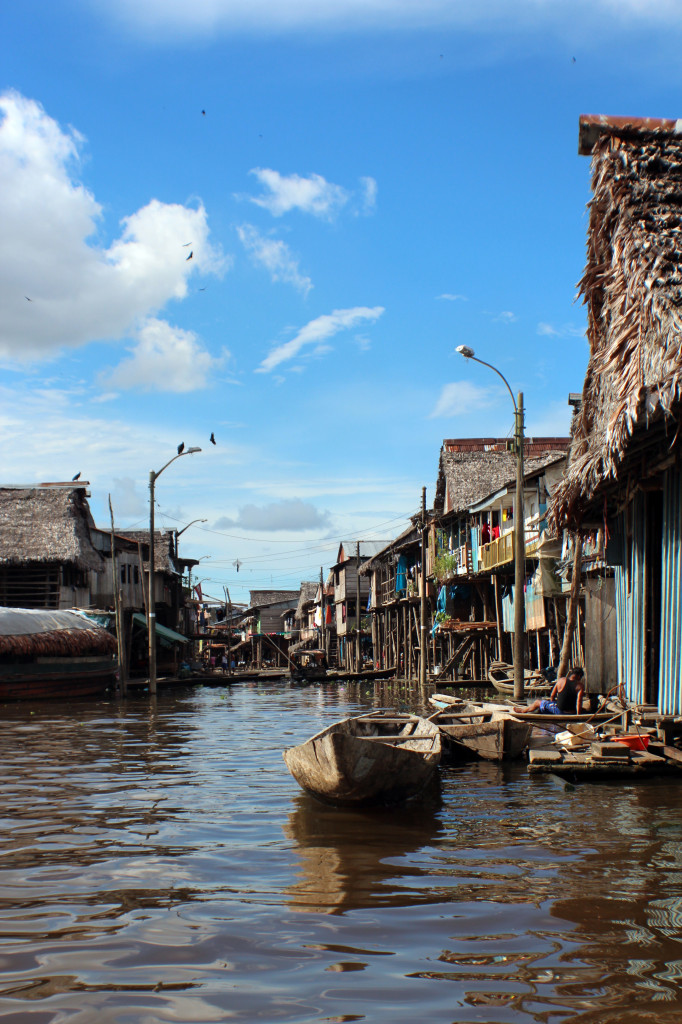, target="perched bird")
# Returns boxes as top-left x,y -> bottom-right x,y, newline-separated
177,442 -> 185,455
210,432 -> 216,445
186,251 -> 193,261
72,472 -> 81,481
